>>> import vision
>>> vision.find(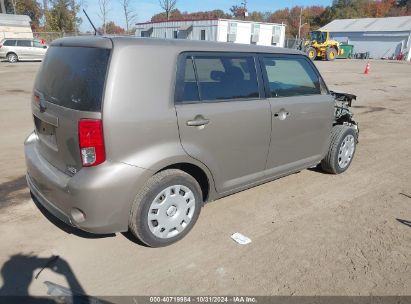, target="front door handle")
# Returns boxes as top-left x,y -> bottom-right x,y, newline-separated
273,110 -> 290,121
186,117 -> 210,127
